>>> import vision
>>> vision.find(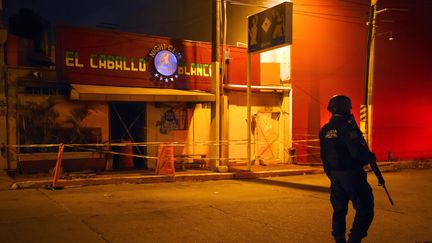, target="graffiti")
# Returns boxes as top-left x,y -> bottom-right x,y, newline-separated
156,108 -> 187,134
